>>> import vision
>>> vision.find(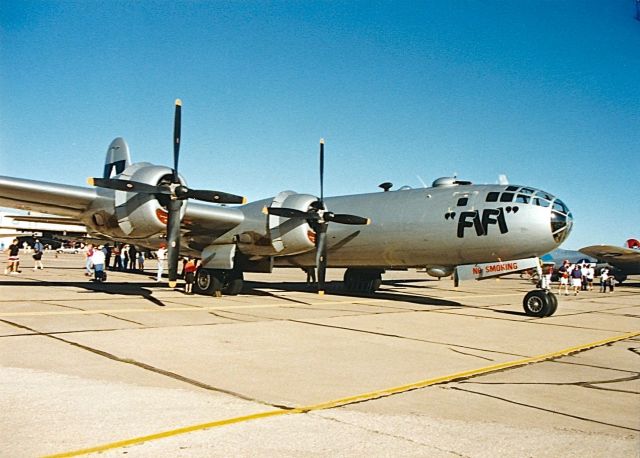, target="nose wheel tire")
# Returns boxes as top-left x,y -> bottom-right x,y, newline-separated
523,289 -> 557,317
